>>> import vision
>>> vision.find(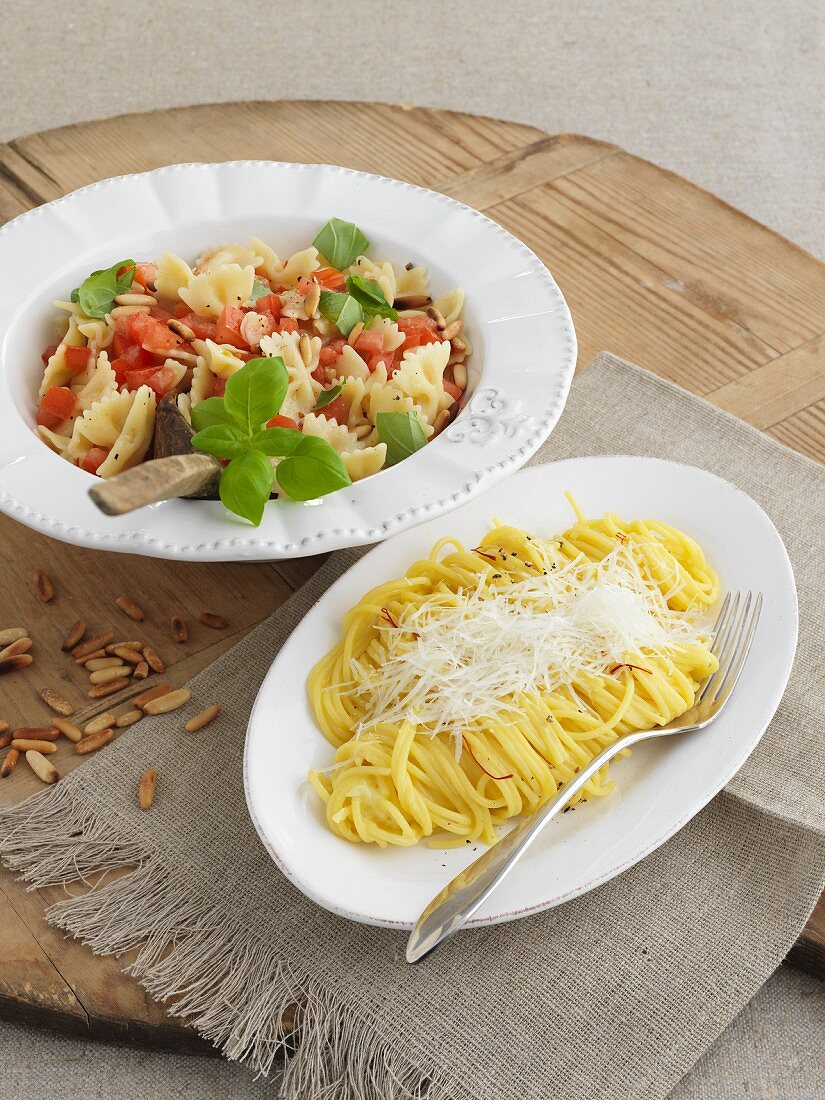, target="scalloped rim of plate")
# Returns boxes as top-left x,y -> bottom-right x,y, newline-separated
0,161 -> 576,560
